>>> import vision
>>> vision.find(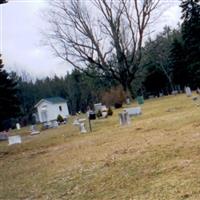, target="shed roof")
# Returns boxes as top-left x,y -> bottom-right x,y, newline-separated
35,97 -> 66,108
43,97 -> 66,104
